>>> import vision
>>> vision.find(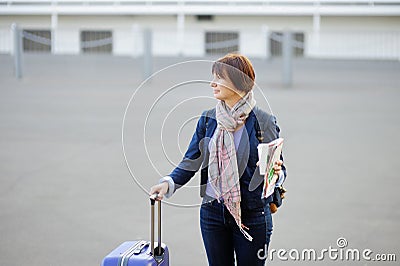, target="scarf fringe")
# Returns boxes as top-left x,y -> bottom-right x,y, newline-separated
240,227 -> 253,242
